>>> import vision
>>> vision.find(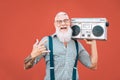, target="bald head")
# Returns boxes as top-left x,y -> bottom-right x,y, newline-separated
55,12 -> 69,21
